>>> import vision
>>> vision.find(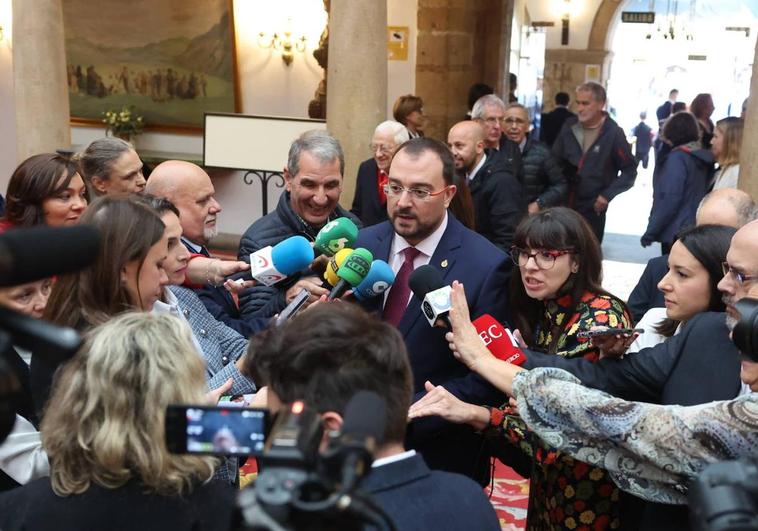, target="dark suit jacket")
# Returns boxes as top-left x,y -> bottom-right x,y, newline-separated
627,254 -> 668,323
468,151 -> 526,253
354,215 -> 510,483
540,106 -> 575,147
523,311 -> 741,530
656,100 -> 673,122
361,453 -> 500,531
350,158 -> 388,227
